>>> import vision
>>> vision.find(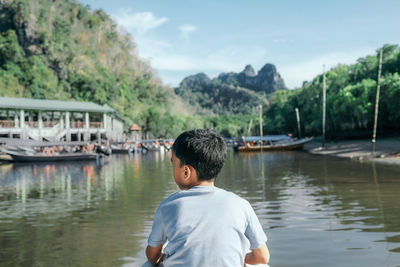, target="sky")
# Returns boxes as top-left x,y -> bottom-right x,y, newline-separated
79,0 -> 400,89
